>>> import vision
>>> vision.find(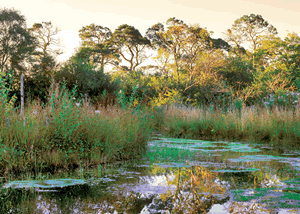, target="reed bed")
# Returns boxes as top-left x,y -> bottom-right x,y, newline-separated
0,79 -> 156,180
1,68 -> 300,181
161,101 -> 300,149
